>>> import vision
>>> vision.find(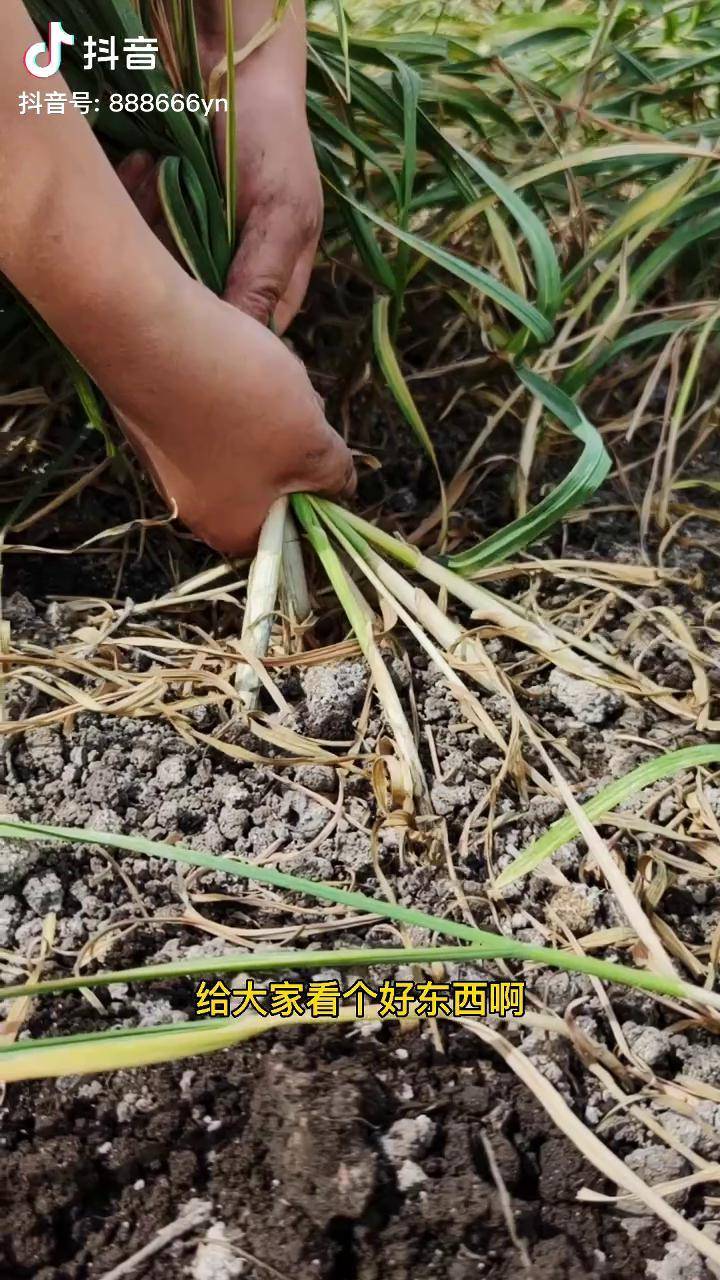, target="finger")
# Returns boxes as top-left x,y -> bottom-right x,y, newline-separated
116,151 -> 180,262
116,149 -> 155,191
274,240 -> 317,335
223,204 -> 306,328
116,151 -> 163,226
299,428 -> 357,502
199,494 -> 279,558
336,455 -> 358,501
